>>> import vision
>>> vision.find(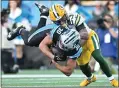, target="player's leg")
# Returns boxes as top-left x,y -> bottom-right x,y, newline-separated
76,48 -> 96,86
90,31 -> 118,87
79,65 -> 96,87
80,63 -> 92,77
92,50 -> 112,77
92,49 -> 118,87
19,15 -> 49,47
7,3 -> 49,47
35,3 -> 49,30
80,63 -> 96,86
7,16 -> 48,47
24,2 -> 49,46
